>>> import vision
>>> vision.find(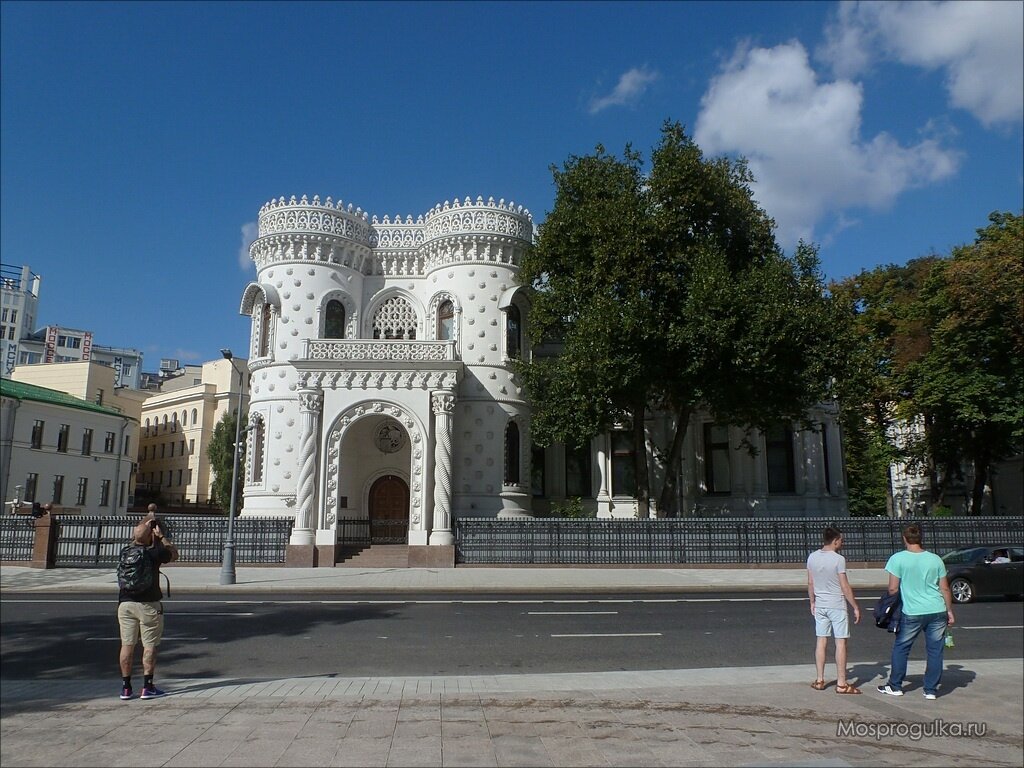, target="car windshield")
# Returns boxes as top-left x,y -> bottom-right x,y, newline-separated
942,547 -> 988,564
